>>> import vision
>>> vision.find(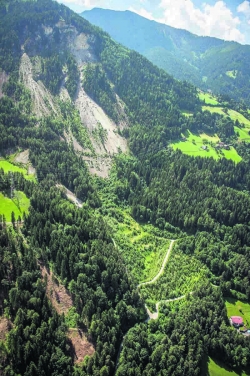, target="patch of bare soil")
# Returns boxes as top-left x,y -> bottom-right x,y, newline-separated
0,317 -> 12,341
14,149 -> 36,176
41,265 -> 73,315
68,328 -> 95,364
0,71 -> 8,99
83,155 -> 113,178
19,53 -> 58,117
14,149 -> 29,164
40,264 -> 94,364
